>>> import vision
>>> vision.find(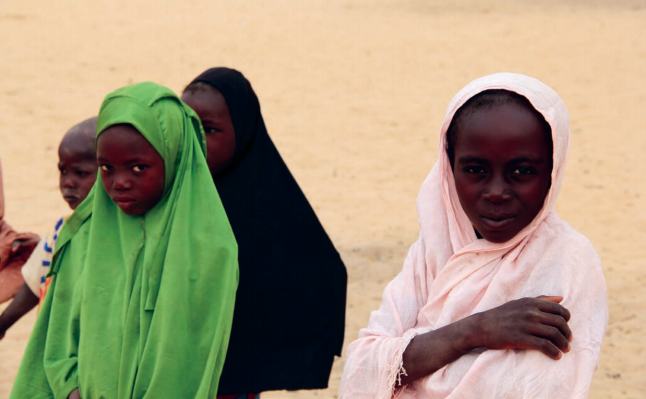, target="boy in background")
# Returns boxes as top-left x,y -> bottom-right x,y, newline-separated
0,117 -> 97,339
